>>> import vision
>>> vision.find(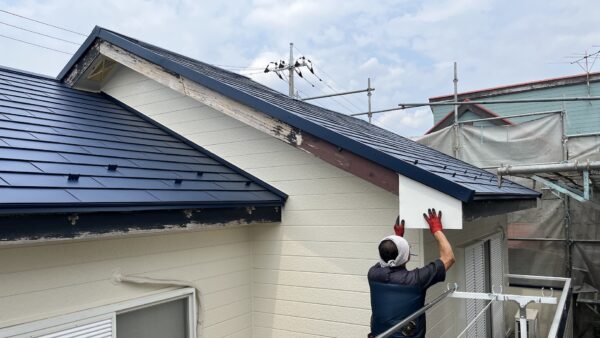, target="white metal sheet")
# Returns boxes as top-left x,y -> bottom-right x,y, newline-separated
398,174 -> 463,229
